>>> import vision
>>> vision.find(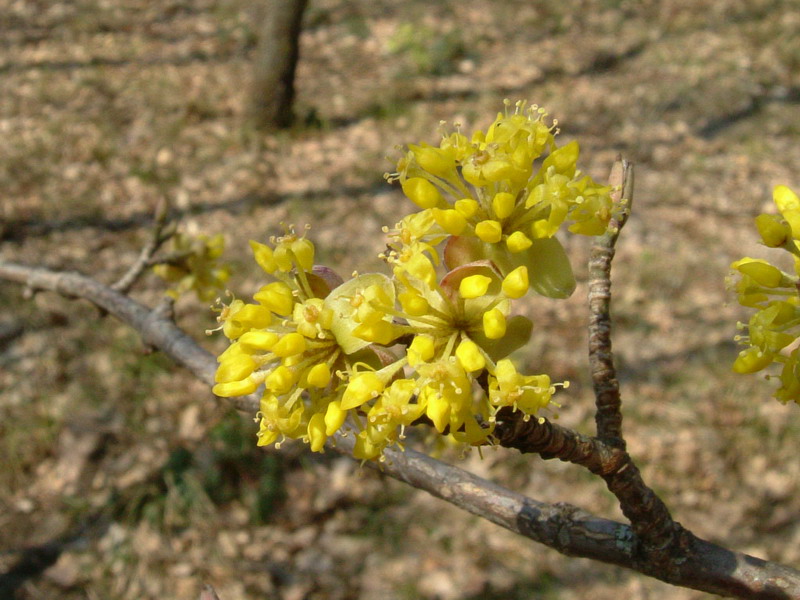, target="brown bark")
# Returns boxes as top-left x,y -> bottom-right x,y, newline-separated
588,158 -> 634,450
249,0 -> 308,130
